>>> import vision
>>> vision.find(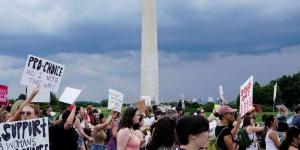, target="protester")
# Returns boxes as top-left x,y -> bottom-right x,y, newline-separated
215,105 -> 241,150
146,117 -> 178,150
133,112 -> 146,149
264,115 -> 280,150
74,106 -> 93,150
279,126 -> 300,150
107,111 -> 121,150
87,105 -> 95,125
117,107 -> 141,150
42,105 -> 54,126
165,109 -> 179,121
176,115 -> 210,150
9,87 -> 39,122
49,105 -> 79,150
143,106 -> 155,128
19,103 -> 40,120
0,110 -> 10,123
240,115 -> 264,150
292,105 -> 300,127
90,110 -> 113,150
